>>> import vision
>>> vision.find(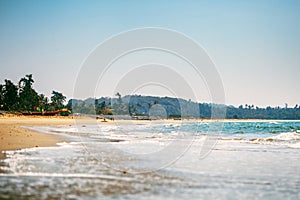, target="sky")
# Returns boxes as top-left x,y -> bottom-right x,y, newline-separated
0,0 -> 300,107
